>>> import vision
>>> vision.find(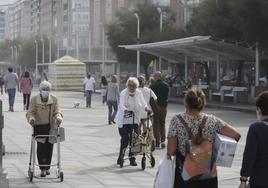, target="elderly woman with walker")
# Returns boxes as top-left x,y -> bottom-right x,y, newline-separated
115,77 -> 150,167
